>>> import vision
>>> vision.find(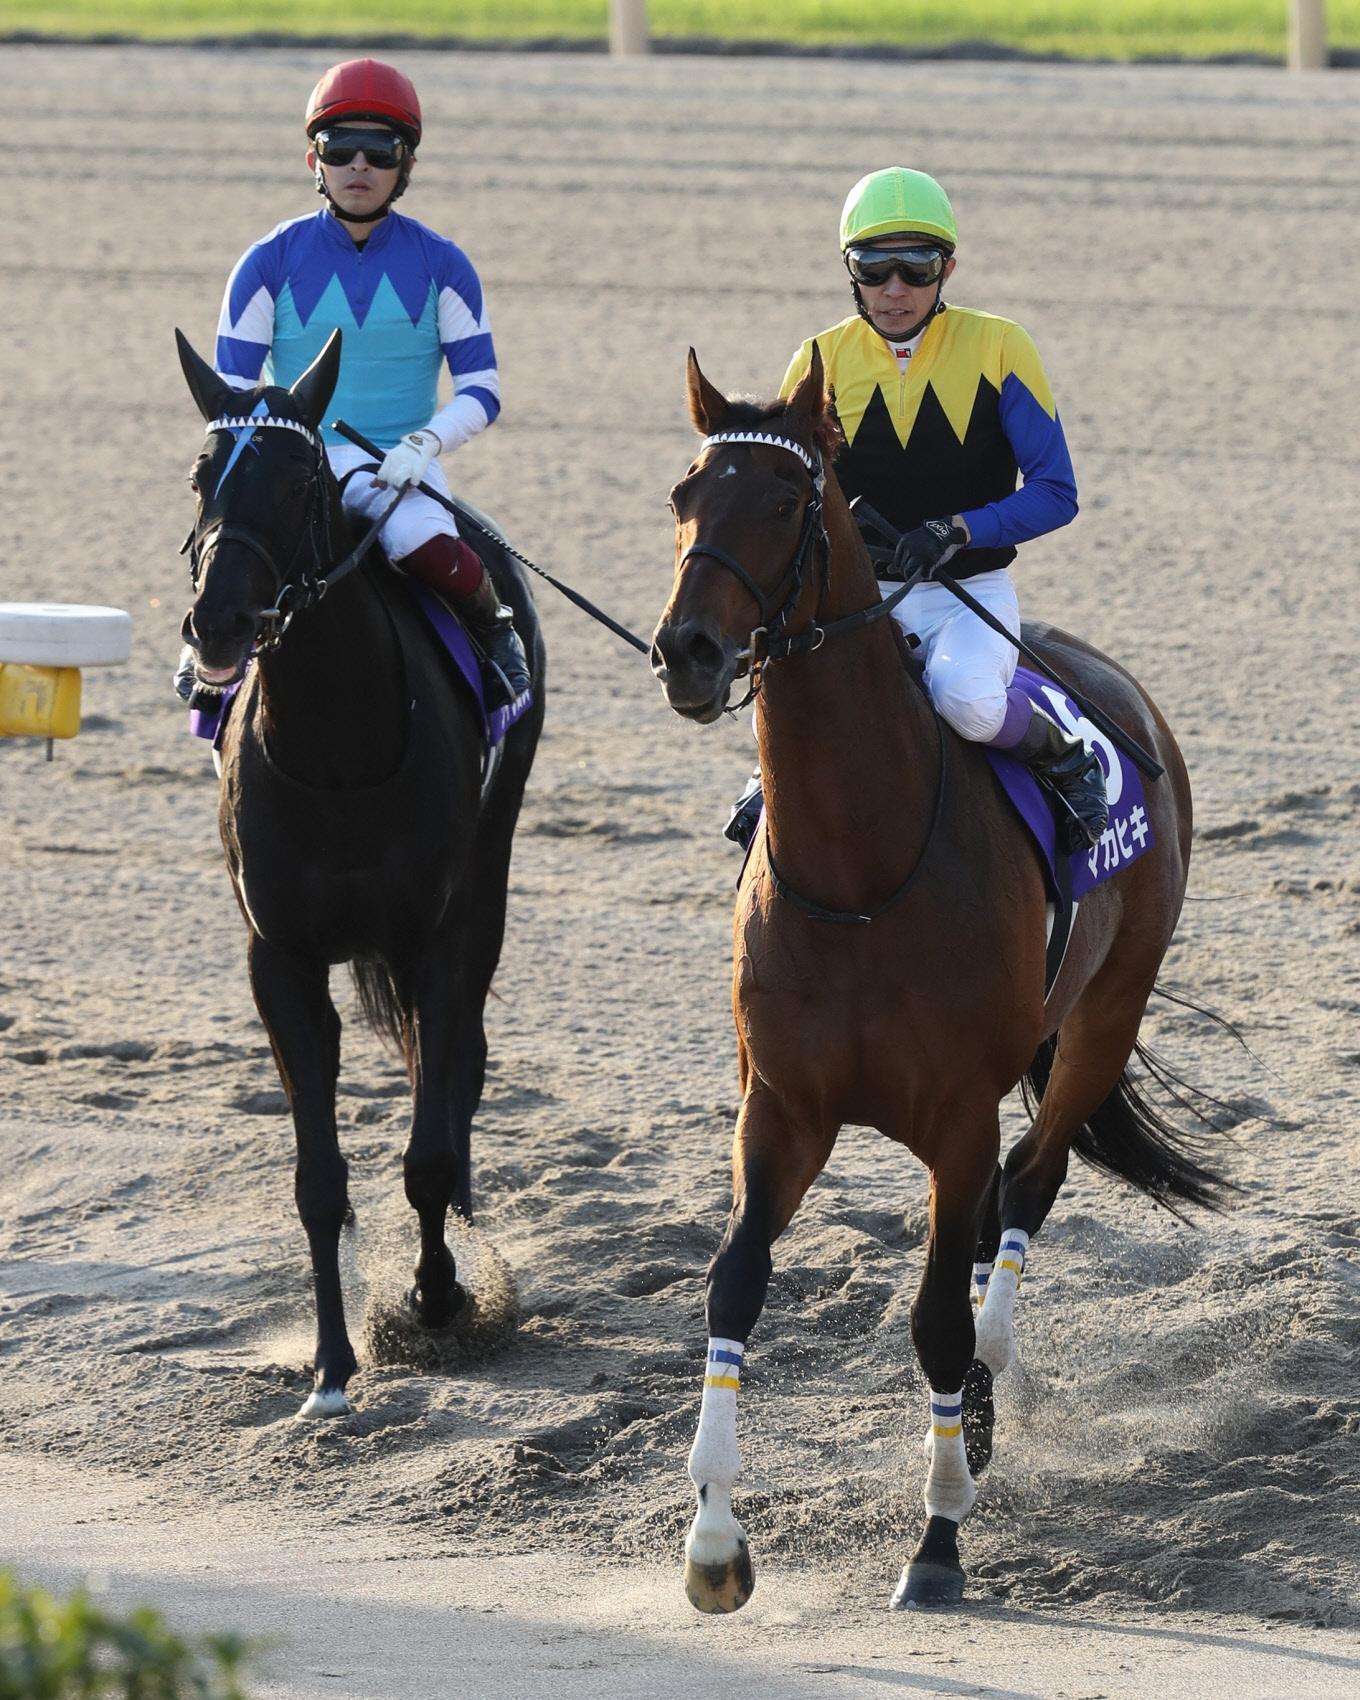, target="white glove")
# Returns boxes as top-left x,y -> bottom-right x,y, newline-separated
375,428 -> 441,489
